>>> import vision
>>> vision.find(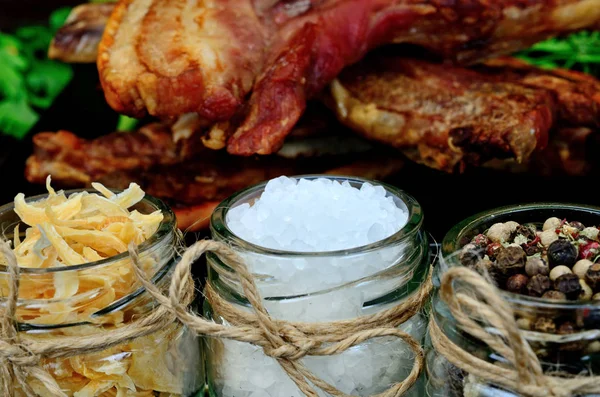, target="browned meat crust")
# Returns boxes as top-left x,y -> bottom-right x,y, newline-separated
330,57 -> 555,172
330,55 -> 600,172
25,122 -> 205,186
477,57 -> 600,128
48,3 -> 114,63
96,0 -> 600,156
24,118 -> 404,230
97,0 -> 269,120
